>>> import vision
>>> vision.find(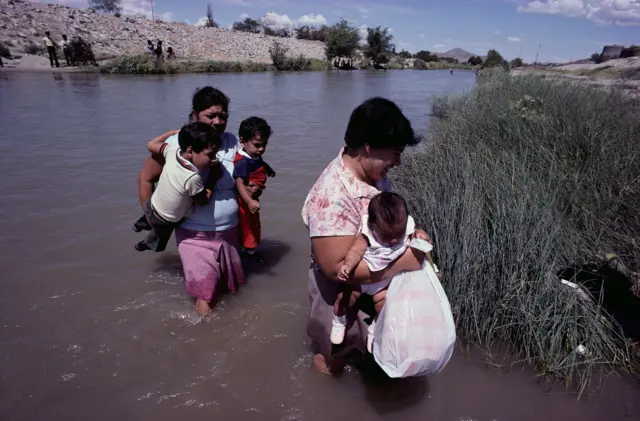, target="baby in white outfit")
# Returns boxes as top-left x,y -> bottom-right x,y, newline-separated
331,192 -> 432,352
